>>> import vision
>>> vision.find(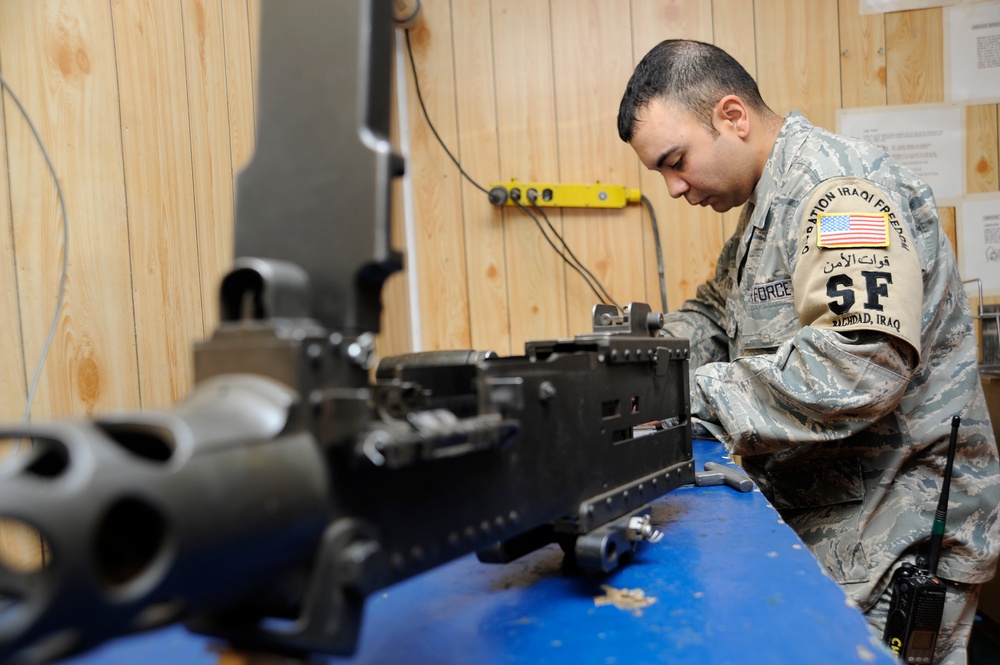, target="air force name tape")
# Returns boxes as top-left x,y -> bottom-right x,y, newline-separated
792,177 -> 922,359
